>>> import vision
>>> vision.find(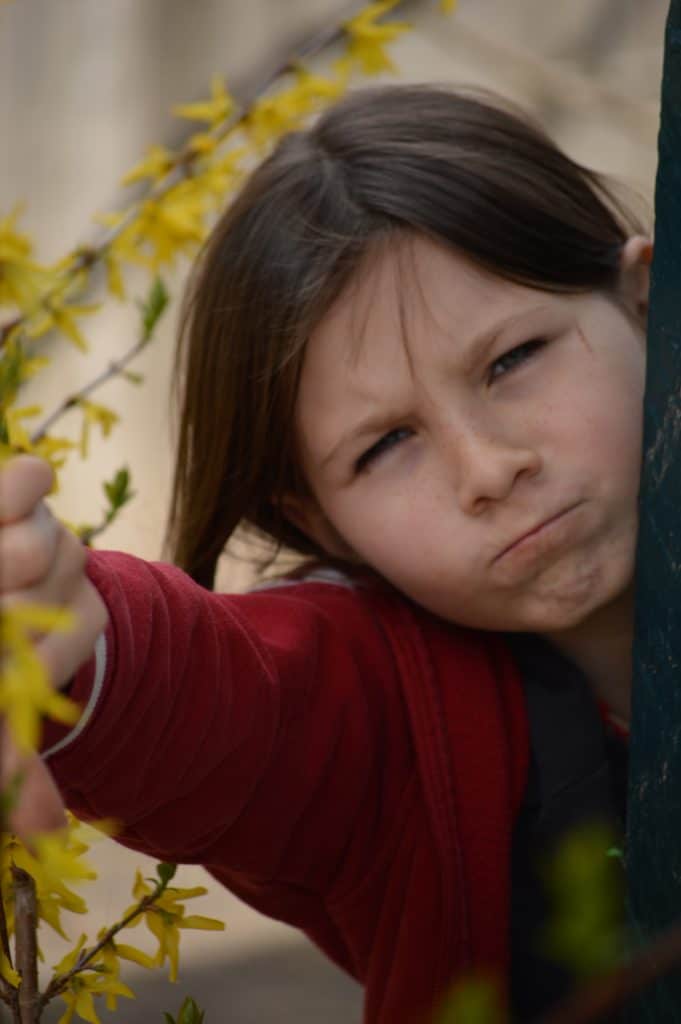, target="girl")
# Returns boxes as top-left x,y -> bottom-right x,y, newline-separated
1,84 -> 652,1021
